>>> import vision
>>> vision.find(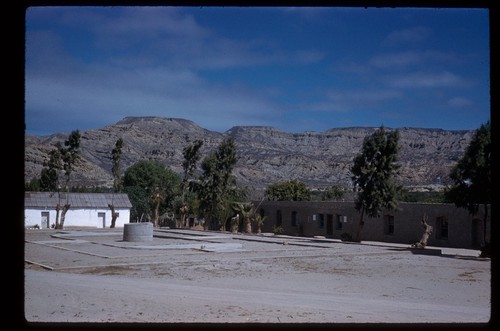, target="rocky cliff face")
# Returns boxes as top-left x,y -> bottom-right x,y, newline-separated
24,116 -> 474,191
